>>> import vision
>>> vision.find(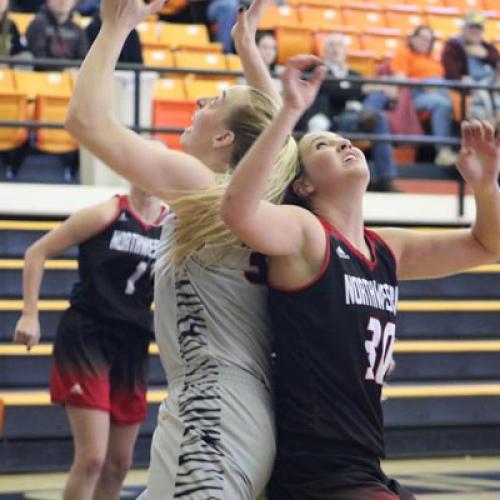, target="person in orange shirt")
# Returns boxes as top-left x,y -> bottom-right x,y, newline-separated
391,26 -> 458,167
